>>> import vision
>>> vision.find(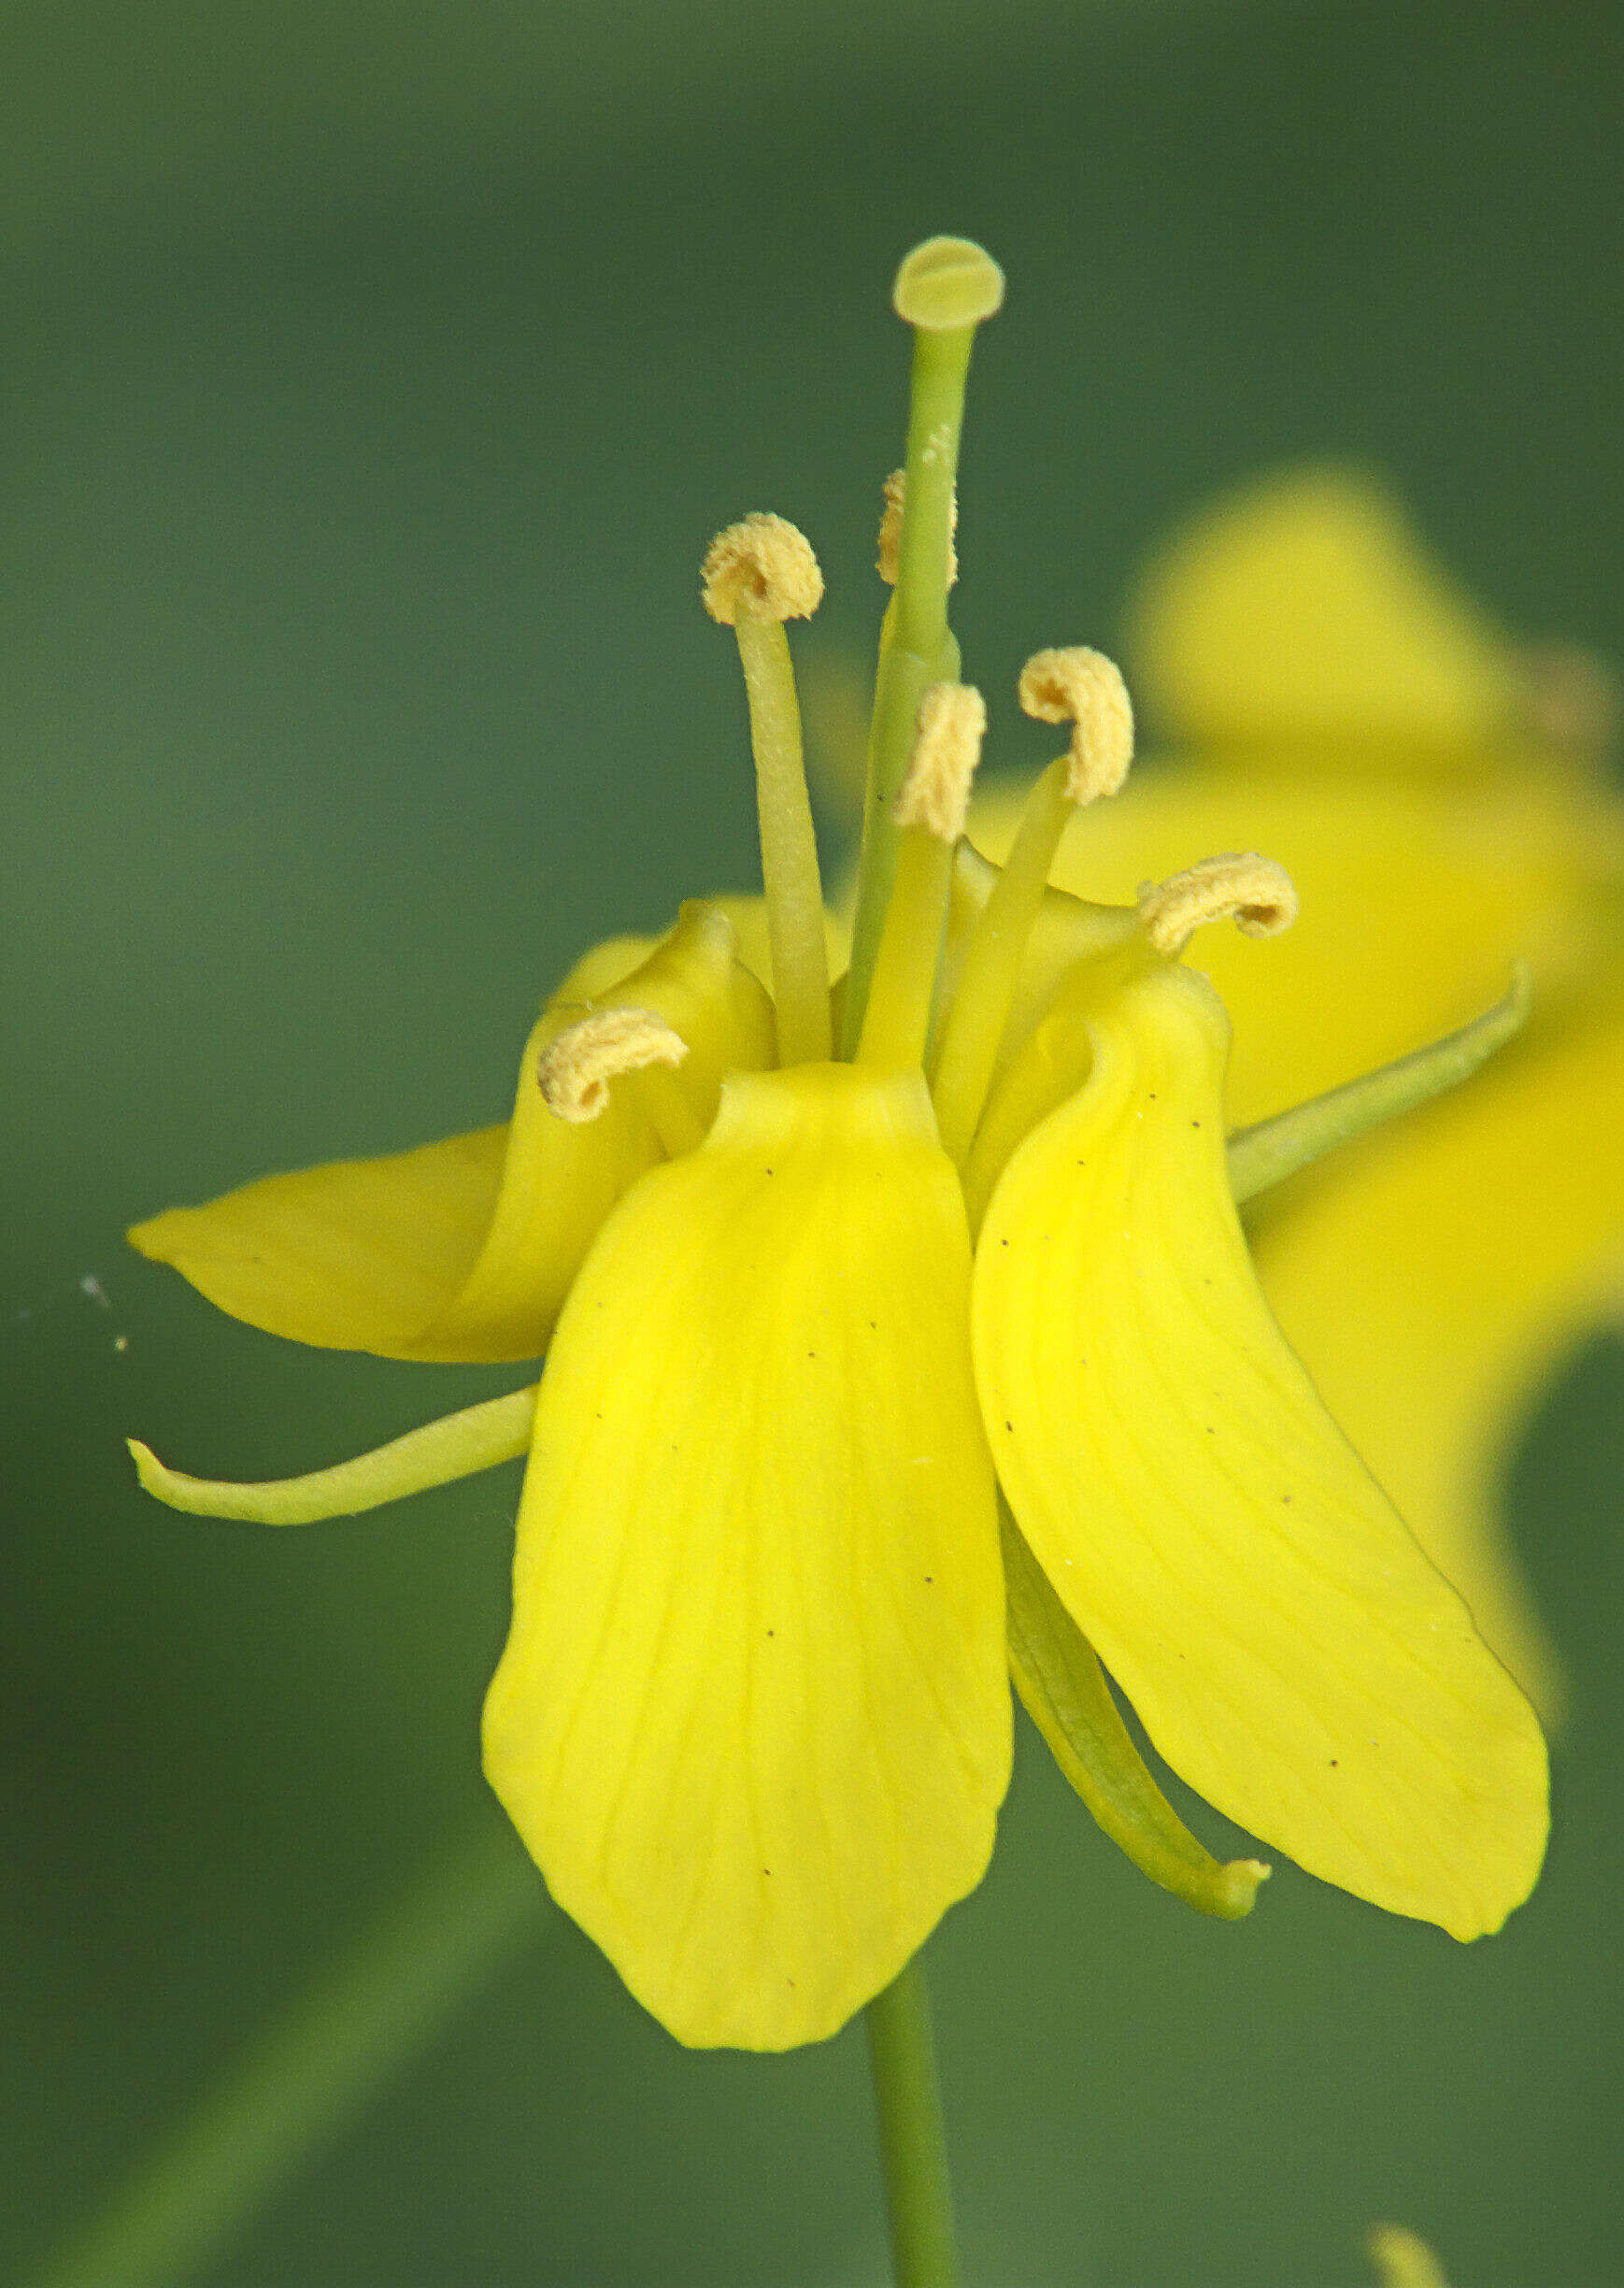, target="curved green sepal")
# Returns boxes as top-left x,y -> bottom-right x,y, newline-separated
129,1383 -> 538,1523
1002,1509 -> 1268,1920
1228,963 -> 1531,1206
